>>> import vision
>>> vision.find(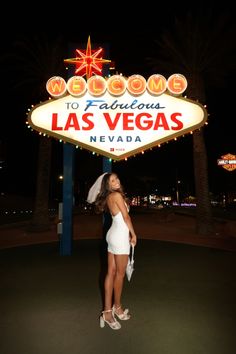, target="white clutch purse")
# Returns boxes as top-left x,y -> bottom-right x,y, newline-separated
126,244 -> 135,282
